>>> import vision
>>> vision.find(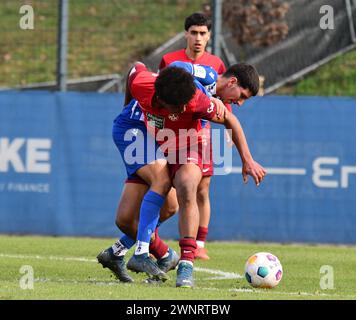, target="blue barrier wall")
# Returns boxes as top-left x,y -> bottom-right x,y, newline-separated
0,91 -> 355,243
